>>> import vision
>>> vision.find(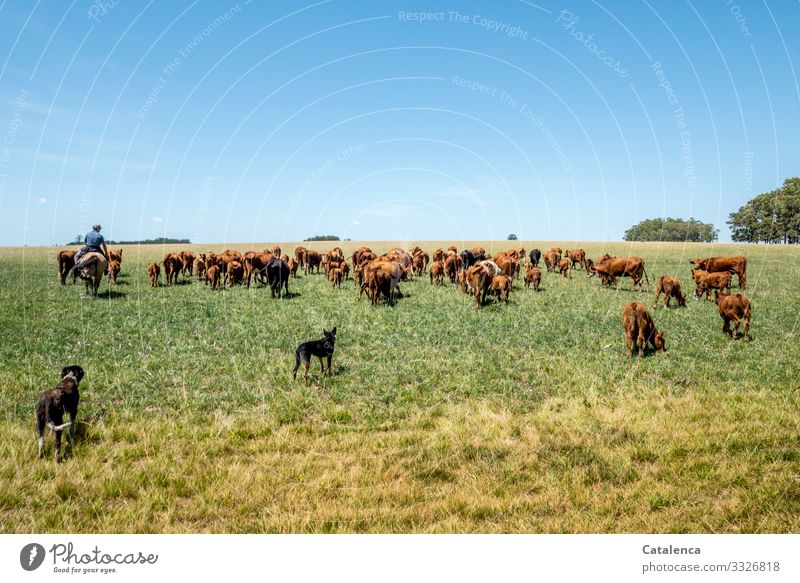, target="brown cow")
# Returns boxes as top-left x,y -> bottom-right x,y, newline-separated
147,262 -> 160,287
542,249 -> 560,272
206,264 -> 221,290
329,267 -> 343,288
524,266 -> 541,291
108,249 -> 123,264
359,260 -> 403,304
652,276 -> 686,308
432,248 -> 445,263
495,254 -> 518,280
621,302 -> 666,357
429,260 -> 444,286
565,249 -> 586,269
244,251 -> 273,288
694,271 -> 732,301
716,291 -> 751,341
444,253 -> 461,283
558,258 -> 572,278
57,250 -> 77,284
467,263 -> 496,308
305,250 -> 322,274
690,256 -> 746,289
107,259 -> 121,284
162,253 -> 183,286
180,251 -> 195,276
470,246 -> 486,256
226,260 -> 244,286
492,275 -> 511,304
193,254 -> 206,280
288,258 -> 299,278
591,256 -> 648,290
294,246 -> 307,269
